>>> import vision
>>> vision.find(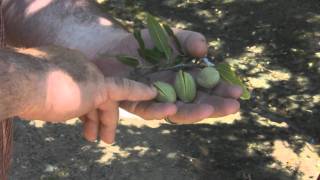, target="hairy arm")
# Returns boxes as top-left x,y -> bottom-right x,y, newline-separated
0,46 -> 110,121
0,48 -> 48,119
2,0 -> 128,59
0,46 -> 158,143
